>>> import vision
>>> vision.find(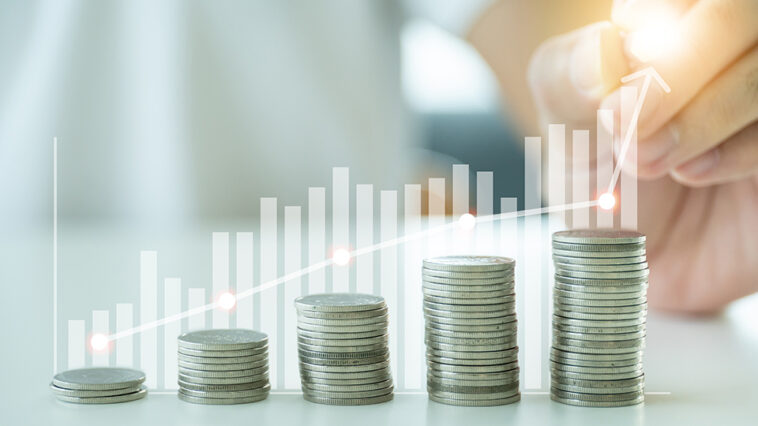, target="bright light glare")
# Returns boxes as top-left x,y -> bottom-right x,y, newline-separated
626,16 -> 681,62
598,193 -> 616,210
458,213 -> 476,231
218,292 -> 236,311
90,333 -> 108,352
333,248 -> 351,266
